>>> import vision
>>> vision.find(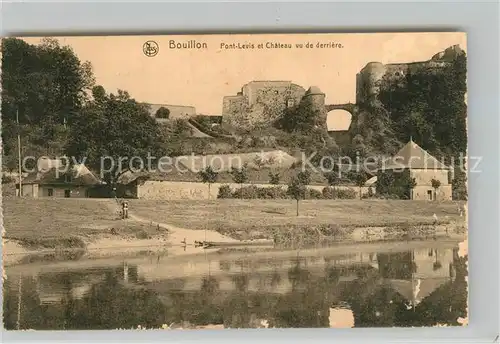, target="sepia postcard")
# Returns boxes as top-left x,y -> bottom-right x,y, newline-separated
2,32 -> 468,330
